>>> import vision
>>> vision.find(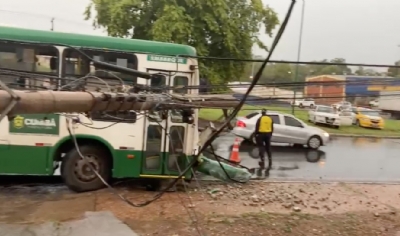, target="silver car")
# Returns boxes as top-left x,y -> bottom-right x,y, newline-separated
332,101 -> 352,111
232,111 -> 330,149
